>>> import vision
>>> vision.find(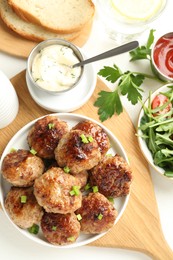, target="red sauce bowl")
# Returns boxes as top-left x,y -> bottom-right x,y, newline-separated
151,32 -> 173,82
